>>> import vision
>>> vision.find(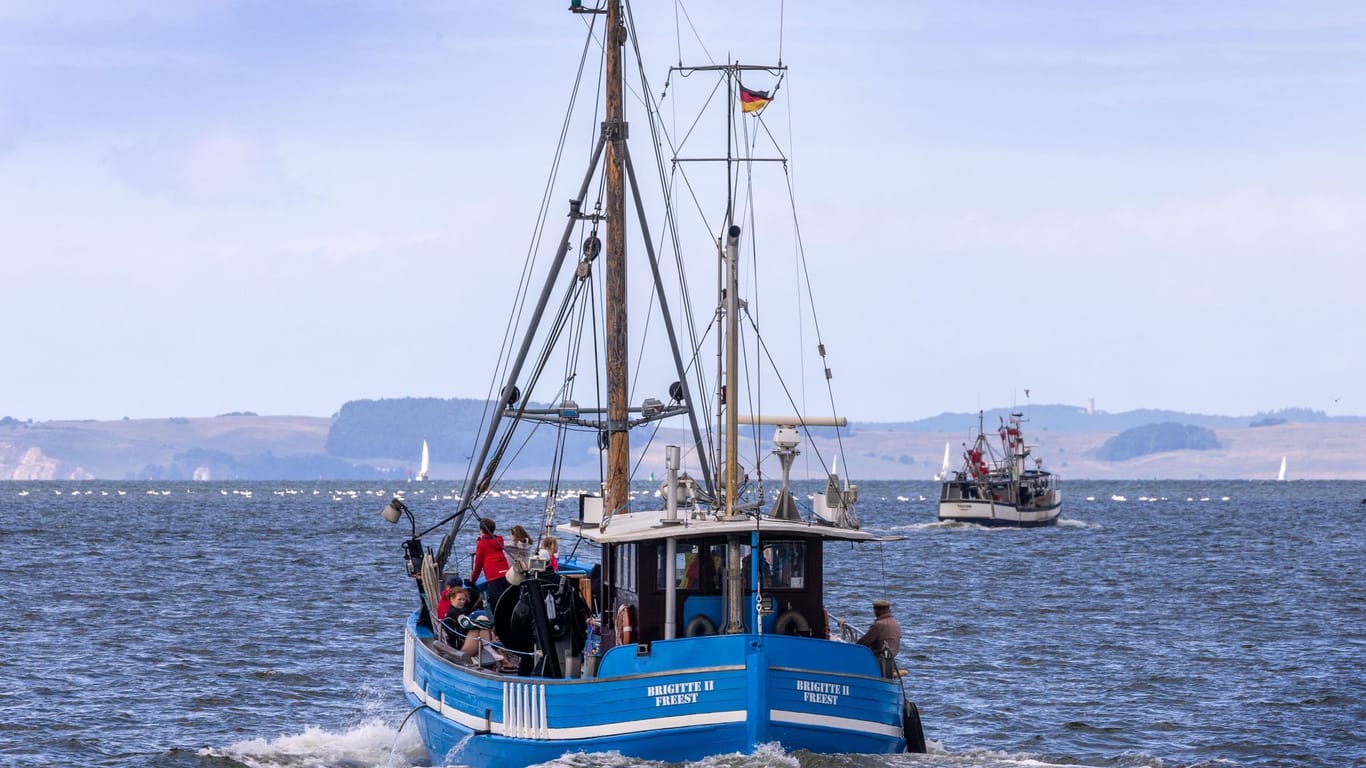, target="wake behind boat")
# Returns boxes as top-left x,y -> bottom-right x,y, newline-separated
378,3 -> 926,767
938,411 -> 1061,527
